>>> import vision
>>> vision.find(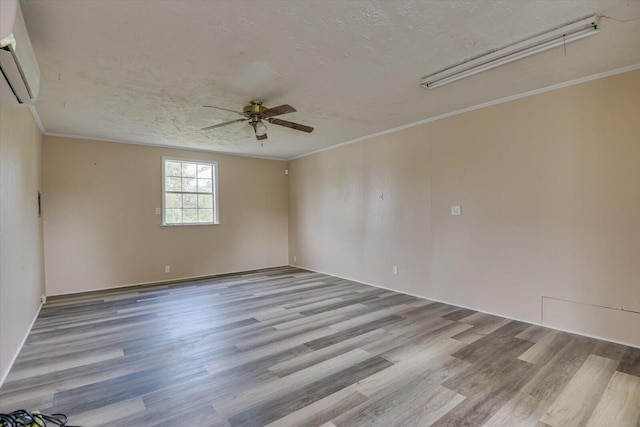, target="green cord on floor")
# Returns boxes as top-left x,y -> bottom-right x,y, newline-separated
0,410 -> 80,427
